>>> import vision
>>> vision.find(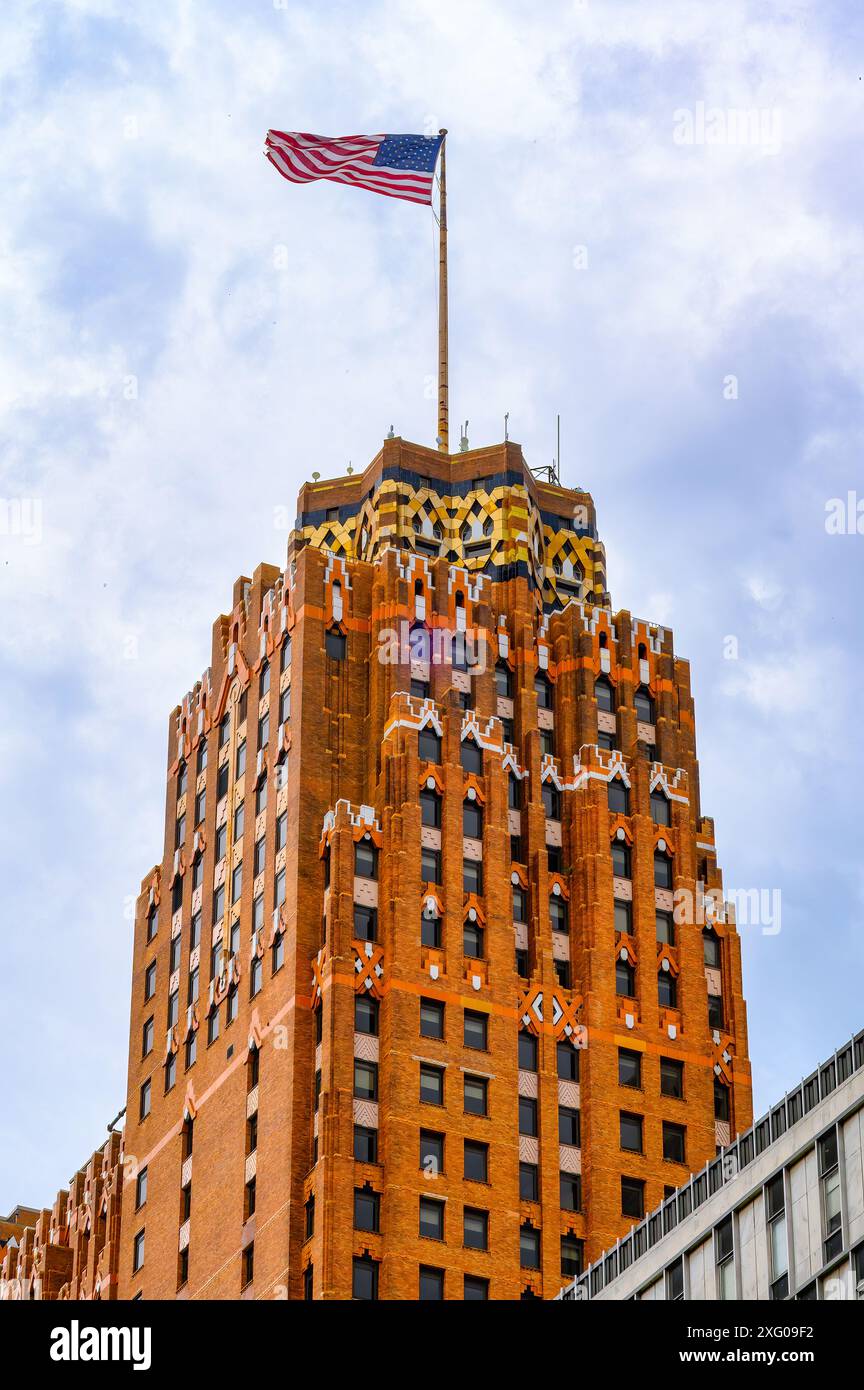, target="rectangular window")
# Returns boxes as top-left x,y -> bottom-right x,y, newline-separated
421,911 -> 441,948
561,1235 -> 583,1279
354,904 -> 377,941
420,790 -> 441,827
420,1130 -> 444,1177
559,1106 -> 580,1147
614,900 -> 632,934
354,1188 -> 380,1233
518,1031 -> 538,1071
133,1229 -> 145,1273
463,859 -> 483,895
550,898 -> 568,933
354,1060 -> 378,1100
135,1167 -> 148,1209
660,1057 -> 684,1098
557,1041 -> 579,1081
621,1176 -> 644,1218
463,920 -> 484,958
560,1173 -> 582,1212
464,1274 -> 489,1300
620,1112 -> 643,1153
352,1256 -> 378,1301
616,959 -> 635,997
354,995 -> 379,1036
421,848 -> 442,884
819,1129 -> 842,1260
716,1215 -> 735,1299
418,729 -> 441,764
655,910 -> 675,945
520,1224 -> 540,1269
355,841 -> 378,879
419,1197 -> 444,1241
420,1064 -> 444,1107
666,1258 -> 684,1301
463,1207 -> 488,1251
249,955 -> 262,997
139,1079 -> 151,1120
519,1096 -> 538,1137
420,998 -> 445,1040
618,1048 -> 642,1088
419,1266 -> 444,1300
464,1140 -> 488,1184
463,1010 -> 488,1050
354,1125 -> 378,1164
663,1121 -> 686,1164
463,801 -> 483,838
611,842 -> 630,877
464,1074 -> 488,1117
519,1162 -> 539,1202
